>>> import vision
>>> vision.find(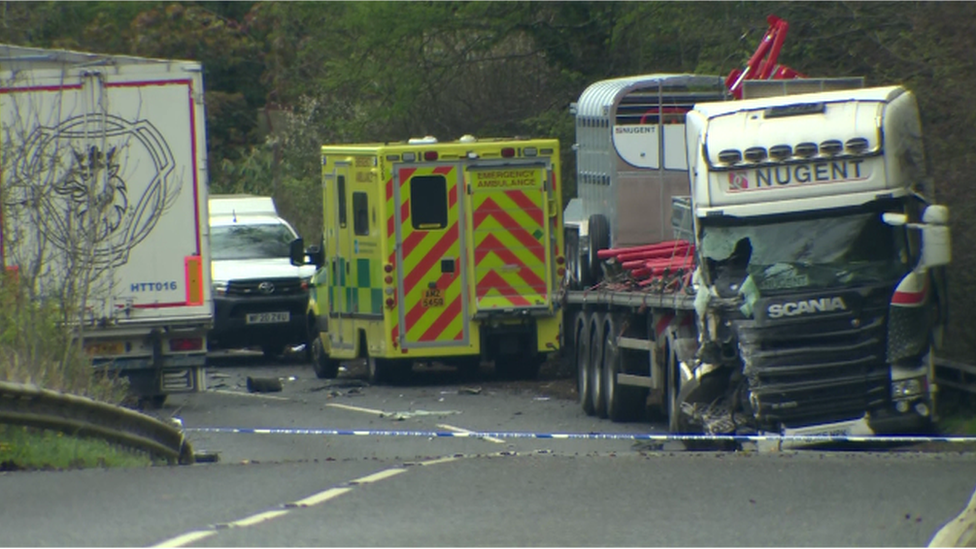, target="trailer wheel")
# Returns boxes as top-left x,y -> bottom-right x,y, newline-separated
589,312 -> 607,418
576,312 -> 594,415
603,315 -> 647,422
584,214 -> 610,288
311,336 -> 340,379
